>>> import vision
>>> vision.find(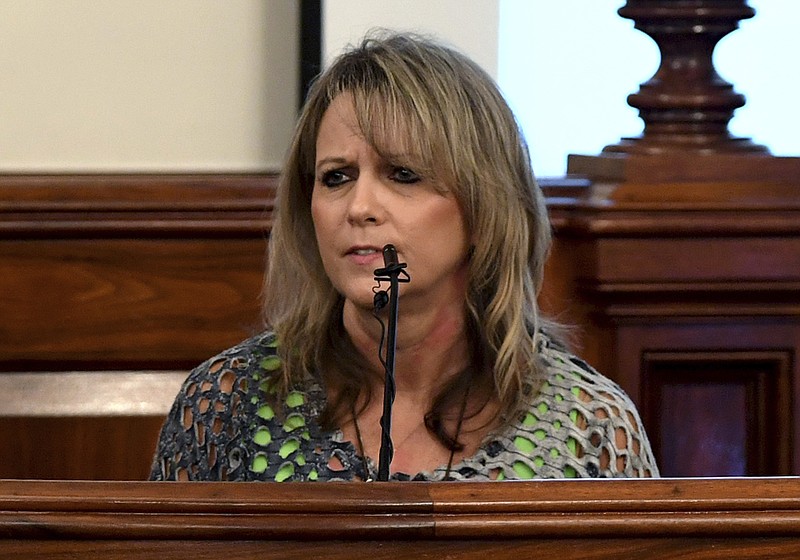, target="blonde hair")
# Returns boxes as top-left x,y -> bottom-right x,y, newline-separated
264,32 -> 552,442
